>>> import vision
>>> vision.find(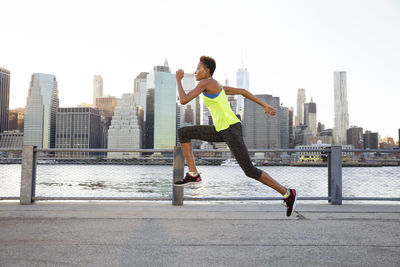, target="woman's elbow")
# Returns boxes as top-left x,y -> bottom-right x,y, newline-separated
240,89 -> 248,96
180,99 -> 188,105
